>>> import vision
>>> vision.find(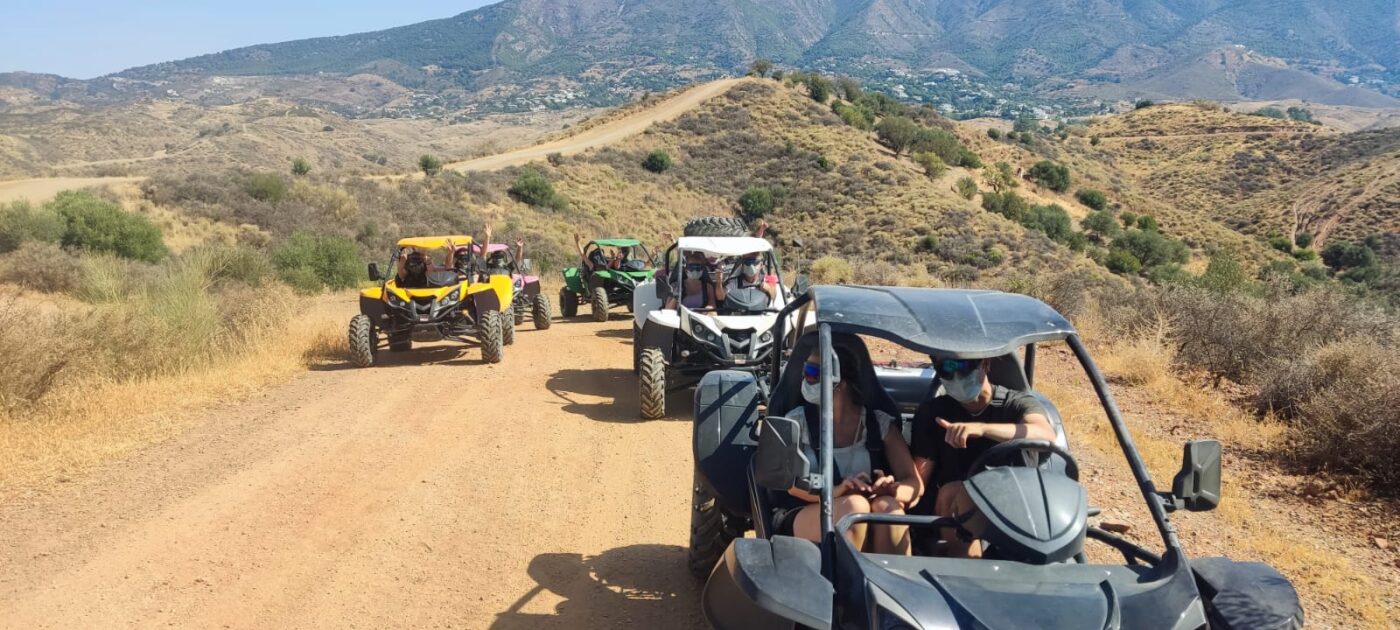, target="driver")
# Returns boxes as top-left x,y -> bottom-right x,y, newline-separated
909,356 -> 1056,558
713,252 -> 776,312
664,251 -> 716,310
772,343 -> 922,555
396,240 -> 457,288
